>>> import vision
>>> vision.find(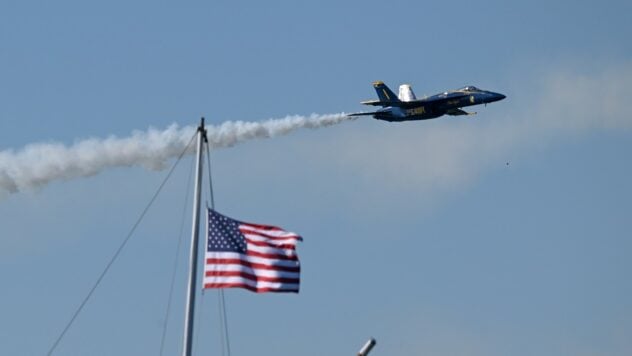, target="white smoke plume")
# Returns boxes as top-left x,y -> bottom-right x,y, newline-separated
0,113 -> 351,196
